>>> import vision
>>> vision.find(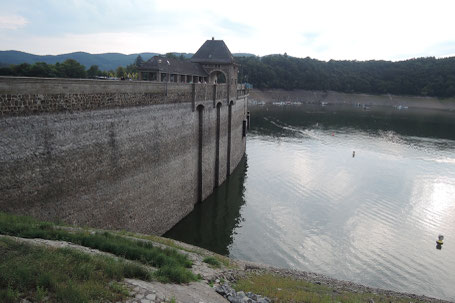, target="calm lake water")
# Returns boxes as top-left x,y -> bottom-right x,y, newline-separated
166,104 -> 455,301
